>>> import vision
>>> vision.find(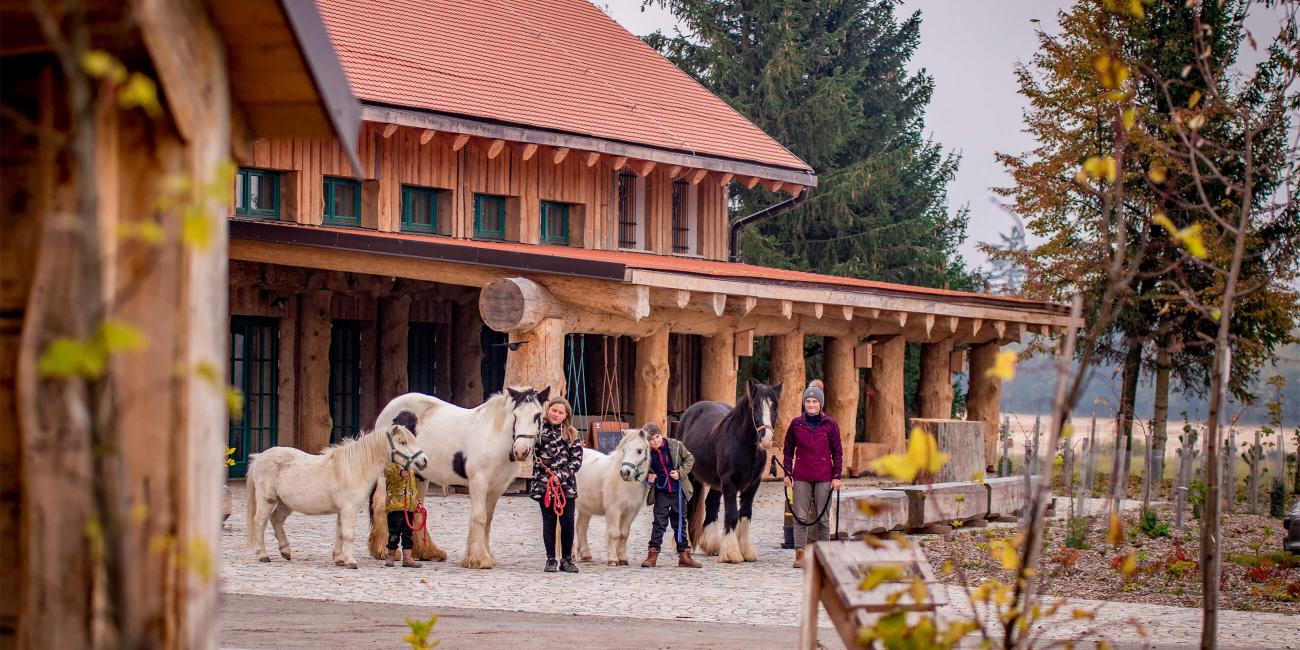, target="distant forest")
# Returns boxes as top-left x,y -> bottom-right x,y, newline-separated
987,341 -> 1300,427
